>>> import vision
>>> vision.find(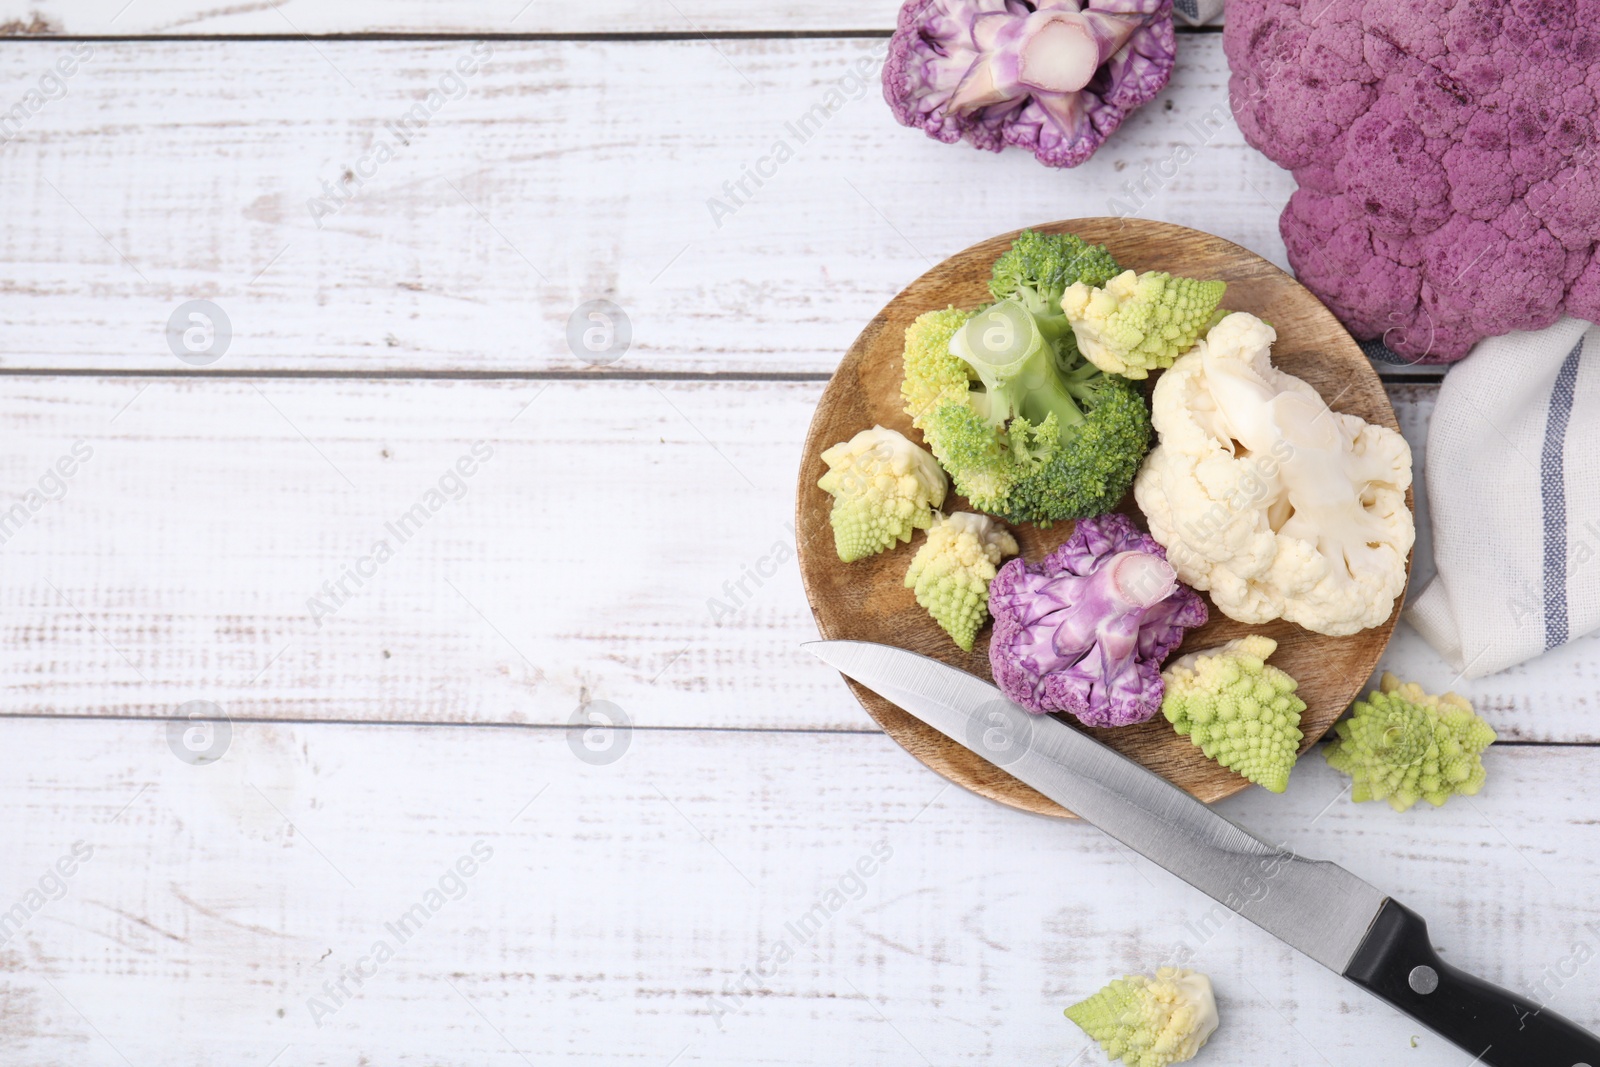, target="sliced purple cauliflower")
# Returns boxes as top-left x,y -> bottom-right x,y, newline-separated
1227,0 -> 1600,362
988,512 -> 1206,726
884,0 -> 1177,169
